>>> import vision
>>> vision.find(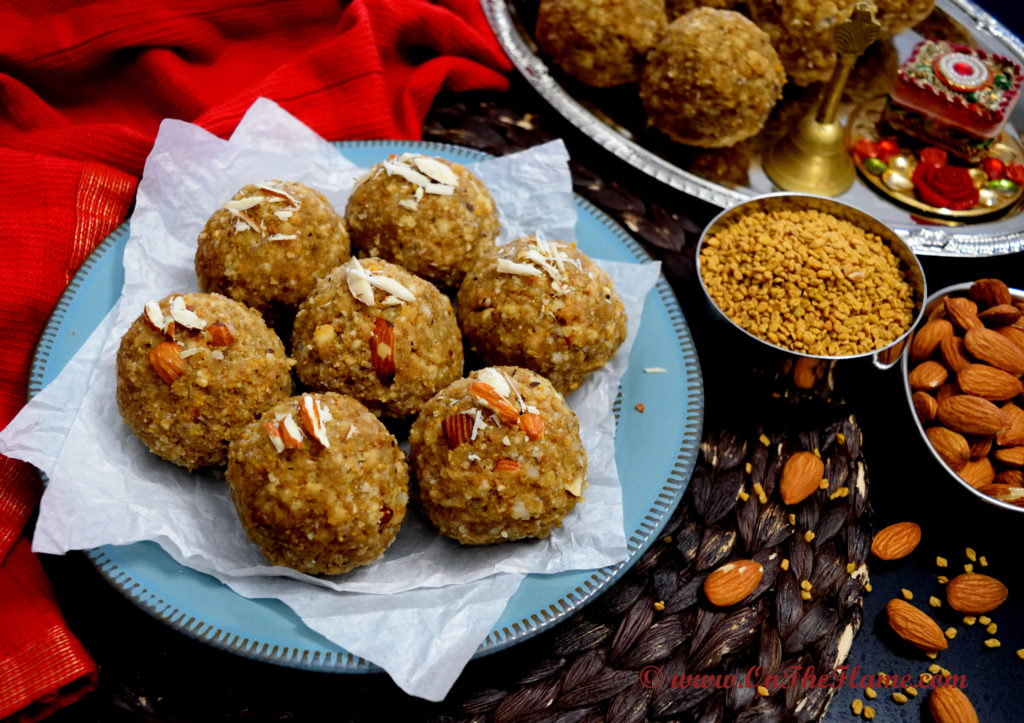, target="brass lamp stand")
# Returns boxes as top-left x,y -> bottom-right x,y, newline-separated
763,2 -> 881,196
